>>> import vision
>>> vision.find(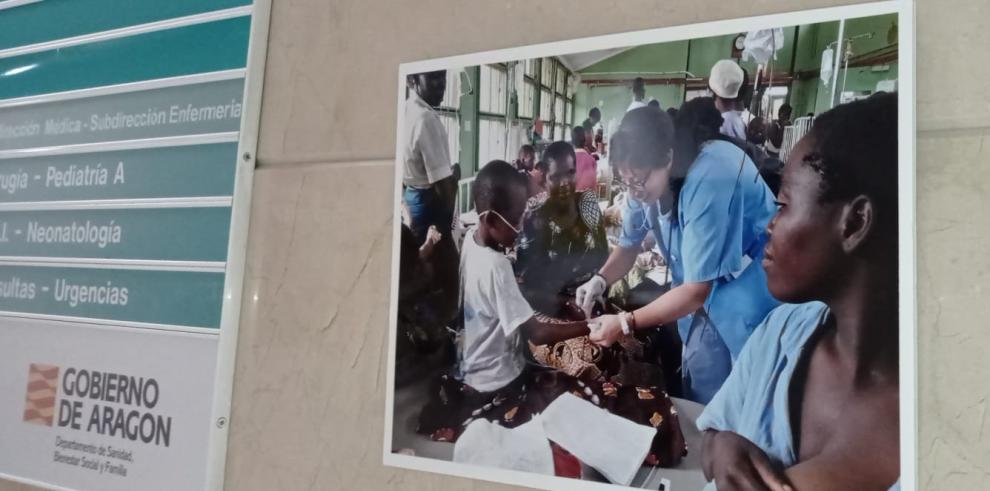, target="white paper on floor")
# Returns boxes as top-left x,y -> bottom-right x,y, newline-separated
541,392 -> 656,486
453,416 -> 555,475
